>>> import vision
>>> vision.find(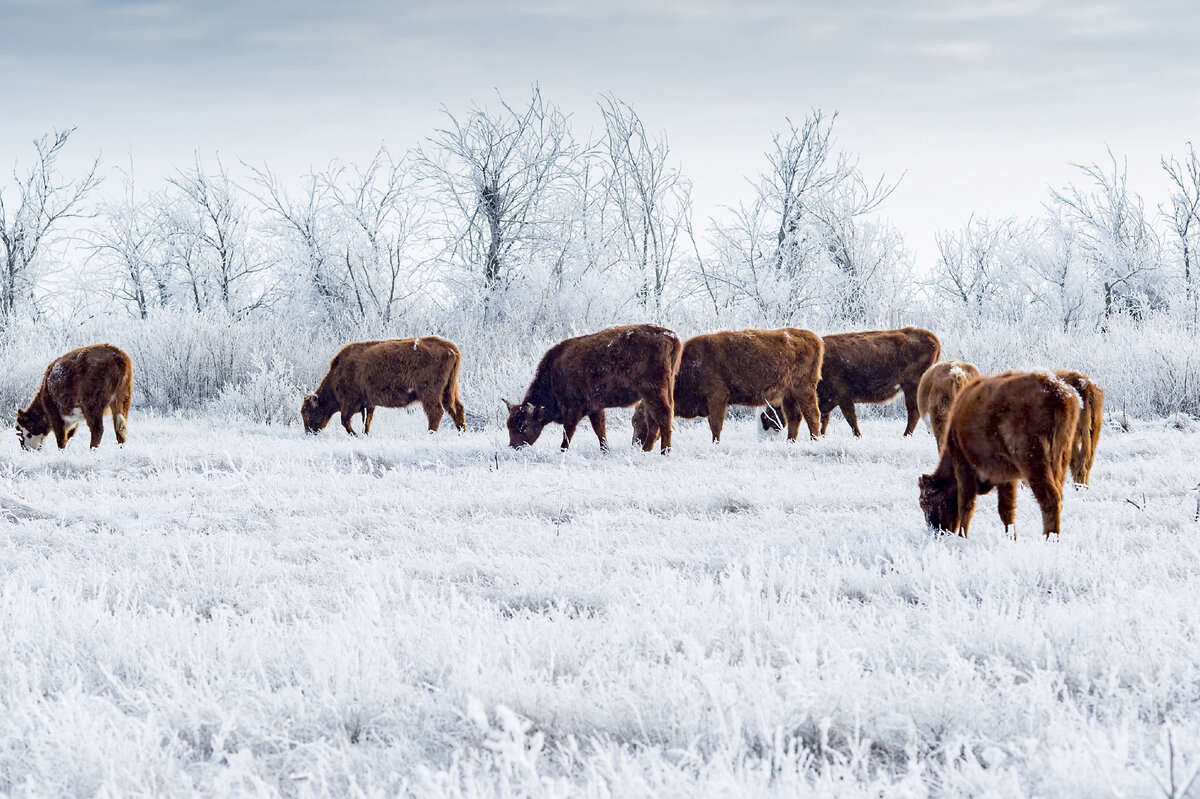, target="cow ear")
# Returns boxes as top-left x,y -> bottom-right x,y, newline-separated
502,398 -> 516,412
